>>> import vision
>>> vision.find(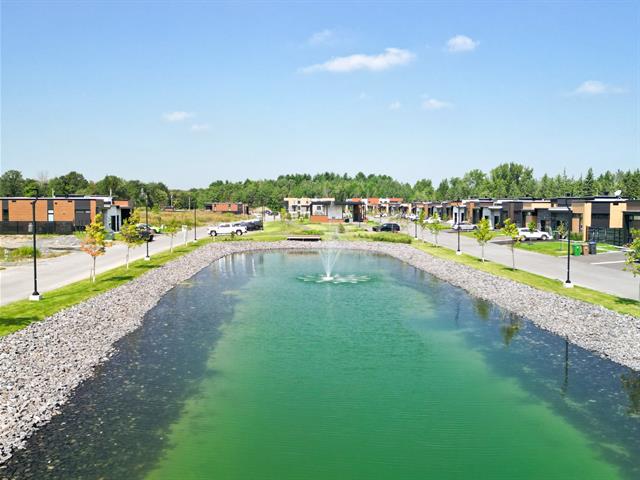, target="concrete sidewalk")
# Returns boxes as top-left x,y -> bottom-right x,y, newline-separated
404,223 -> 638,301
0,227 -> 209,306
